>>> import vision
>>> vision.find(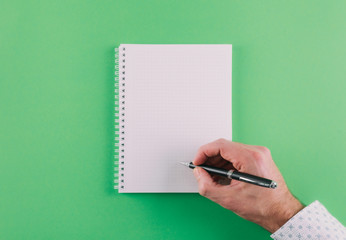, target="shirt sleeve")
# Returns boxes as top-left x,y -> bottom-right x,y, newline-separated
270,200 -> 346,240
